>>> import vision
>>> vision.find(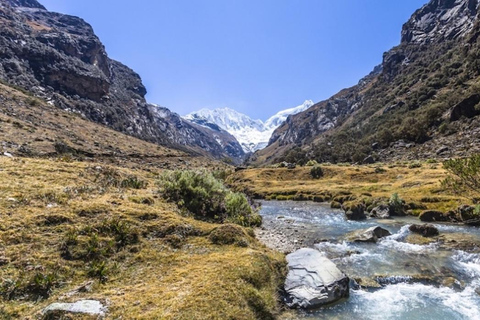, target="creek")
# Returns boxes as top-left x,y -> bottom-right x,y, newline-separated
259,201 -> 480,320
